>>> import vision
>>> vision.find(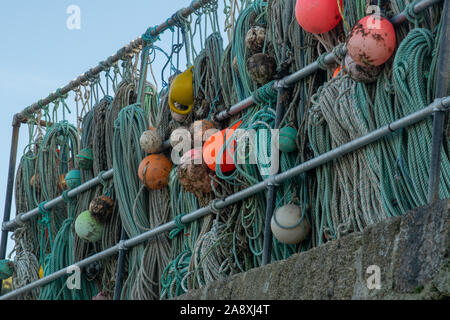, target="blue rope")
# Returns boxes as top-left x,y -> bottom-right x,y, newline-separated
142,26 -> 161,44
